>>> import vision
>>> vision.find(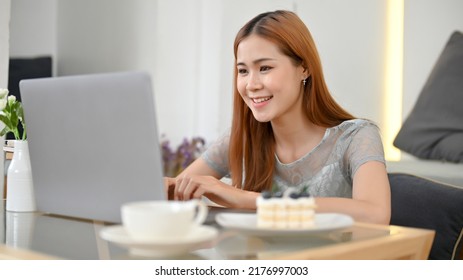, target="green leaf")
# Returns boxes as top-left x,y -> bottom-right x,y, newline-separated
0,125 -> 10,137
18,104 -> 24,121
9,102 -> 19,125
0,114 -> 13,129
